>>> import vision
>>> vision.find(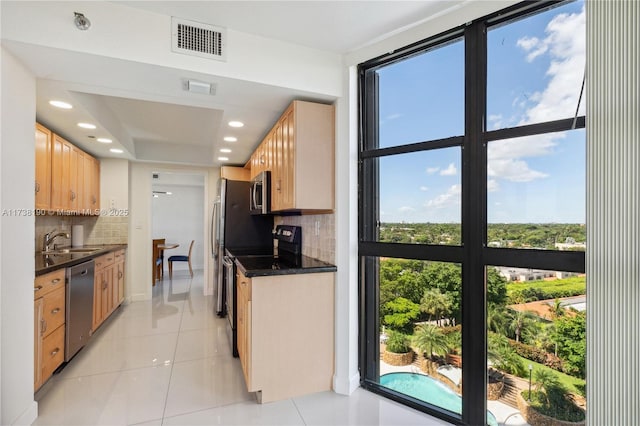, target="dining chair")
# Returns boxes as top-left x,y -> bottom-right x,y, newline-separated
168,240 -> 195,279
152,238 -> 165,285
